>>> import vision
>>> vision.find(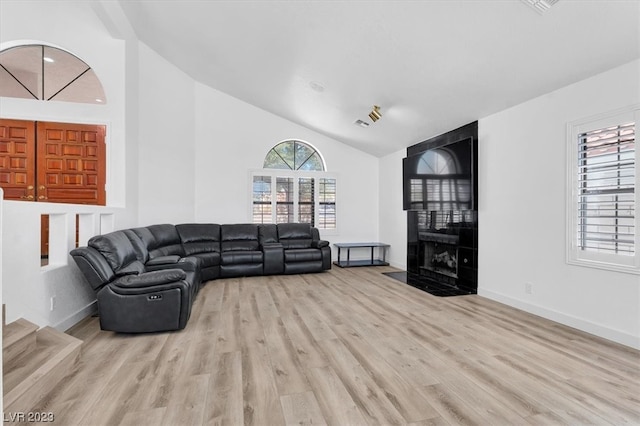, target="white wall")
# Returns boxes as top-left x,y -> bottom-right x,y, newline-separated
137,43 -> 196,225
379,149 -> 406,268
0,1 -> 137,329
194,83 -> 380,247
478,59 -> 640,349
